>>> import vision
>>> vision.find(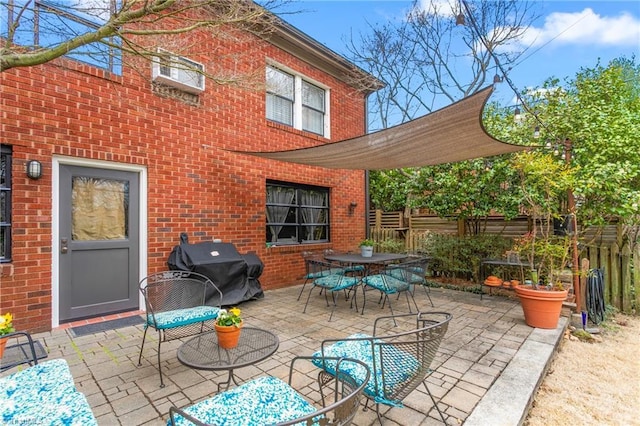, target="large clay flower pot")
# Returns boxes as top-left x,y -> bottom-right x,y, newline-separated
515,285 -> 568,329
0,337 -> 7,358
215,322 -> 243,349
